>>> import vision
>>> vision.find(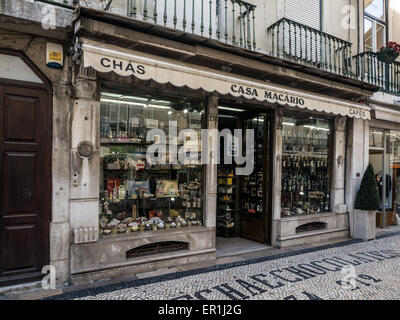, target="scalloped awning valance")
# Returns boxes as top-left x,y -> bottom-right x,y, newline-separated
81,39 -> 371,120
